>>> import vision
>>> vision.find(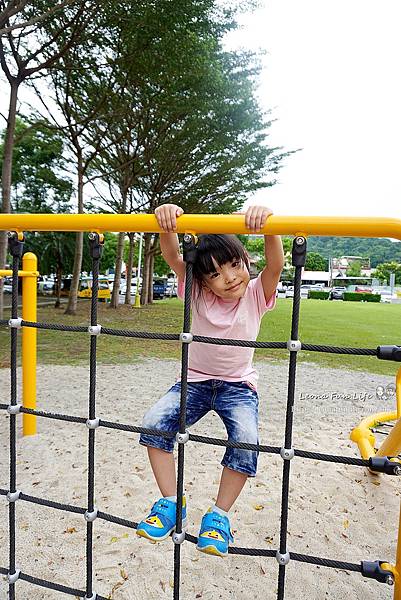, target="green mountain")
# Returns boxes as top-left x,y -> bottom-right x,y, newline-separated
303,237 -> 401,268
